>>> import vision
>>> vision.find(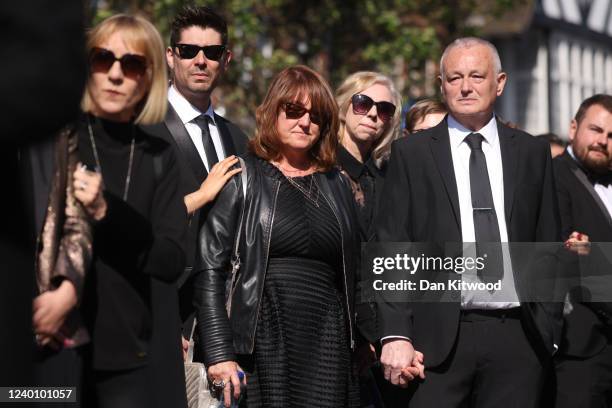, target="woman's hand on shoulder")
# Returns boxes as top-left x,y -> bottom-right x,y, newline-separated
201,156 -> 242,203
73,163 -> 107,221
185,156 -> 242,214
207,360 -> 246,406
